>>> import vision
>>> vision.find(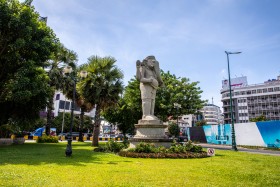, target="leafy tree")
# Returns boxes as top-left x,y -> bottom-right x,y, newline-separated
102,99 -> 136,137
250,115 -> 268,122
52,112 -> 92,133
46,44 -> 77,135
62,65 -> 95,141
196,120 -> 207,126
122,71 -> 206,122
45,44 -> 78,135
78,56 -> 124,146
0,0 -> 58,131
168,122 -> 180,137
